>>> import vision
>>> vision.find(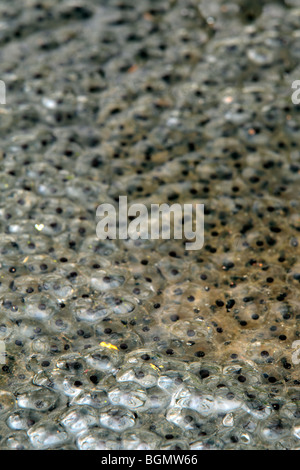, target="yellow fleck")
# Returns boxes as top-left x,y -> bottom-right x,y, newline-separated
100,342 -> 118,351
